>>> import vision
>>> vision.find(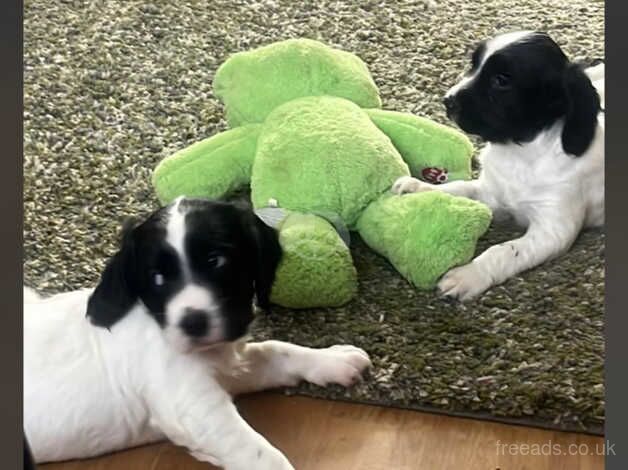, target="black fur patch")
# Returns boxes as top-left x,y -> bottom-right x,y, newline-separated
447,32 -> 600,155
86,199 -> 282,338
